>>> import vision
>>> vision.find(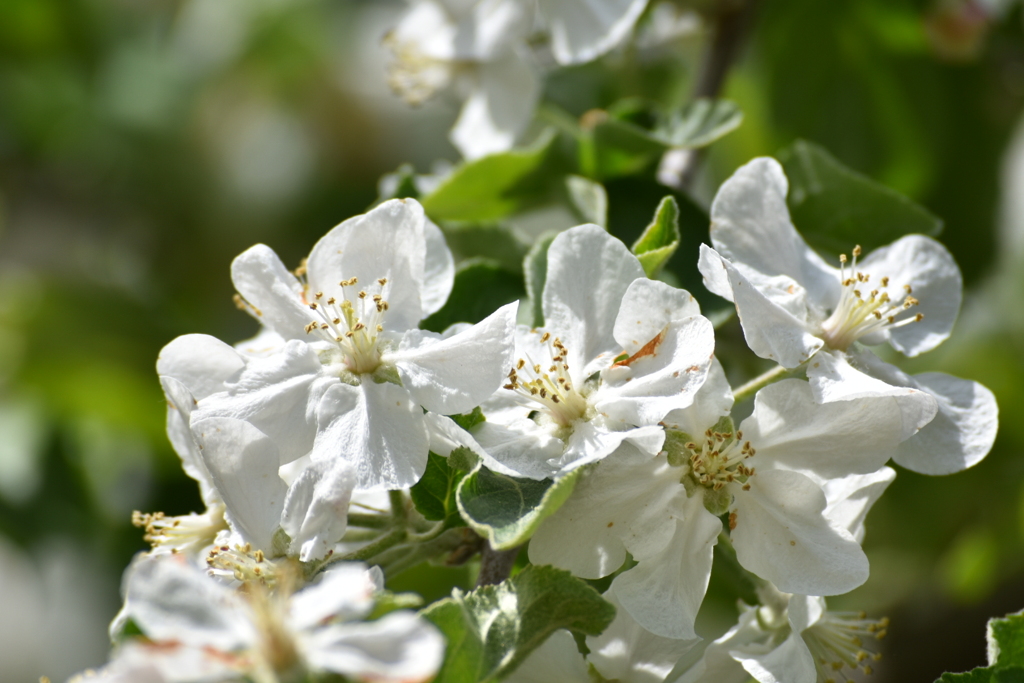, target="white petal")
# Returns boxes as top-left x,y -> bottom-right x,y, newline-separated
849,354 -> 998,474
390,301 -> 518,414
587,588 -> 698,683
806,349 -> 938,443
157,334 -> 244,400
787,594 -> 826,632
708,157 -> 838,313
858,234 -> 962,356
612,278 -> 702,356
423,412 -> 524,479
470,418 -> 567,480
450,50 -> 540,160
732,470 -> 869,596
290,563 -> 376,631
234,326 -> 287,359
306,199 -> 428,332
161,377 -> 217,505
303,611 -> 444,683
699,247 -> 823,368
556,422 -> 663,475
742,379 -> 909,479
734,631 -> 816,683
596,315 -> 715,426
505,629 -> 589,683
230,244 -> 311,341
422,217 -> 455,317
124,556 -> 254,651
112,640 -> 238,682
194,341 -> 327,464
281,458 -> 357,561
544,225 -> 645,376
815,467 -> 896,543
662,357 -> 735,438
611,493 -> 721,640
676,610 -> 769,683
313,381 -> 428,490
530,446 -> 682,579
192,417 -> 288,553
539,0 -> 649,65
